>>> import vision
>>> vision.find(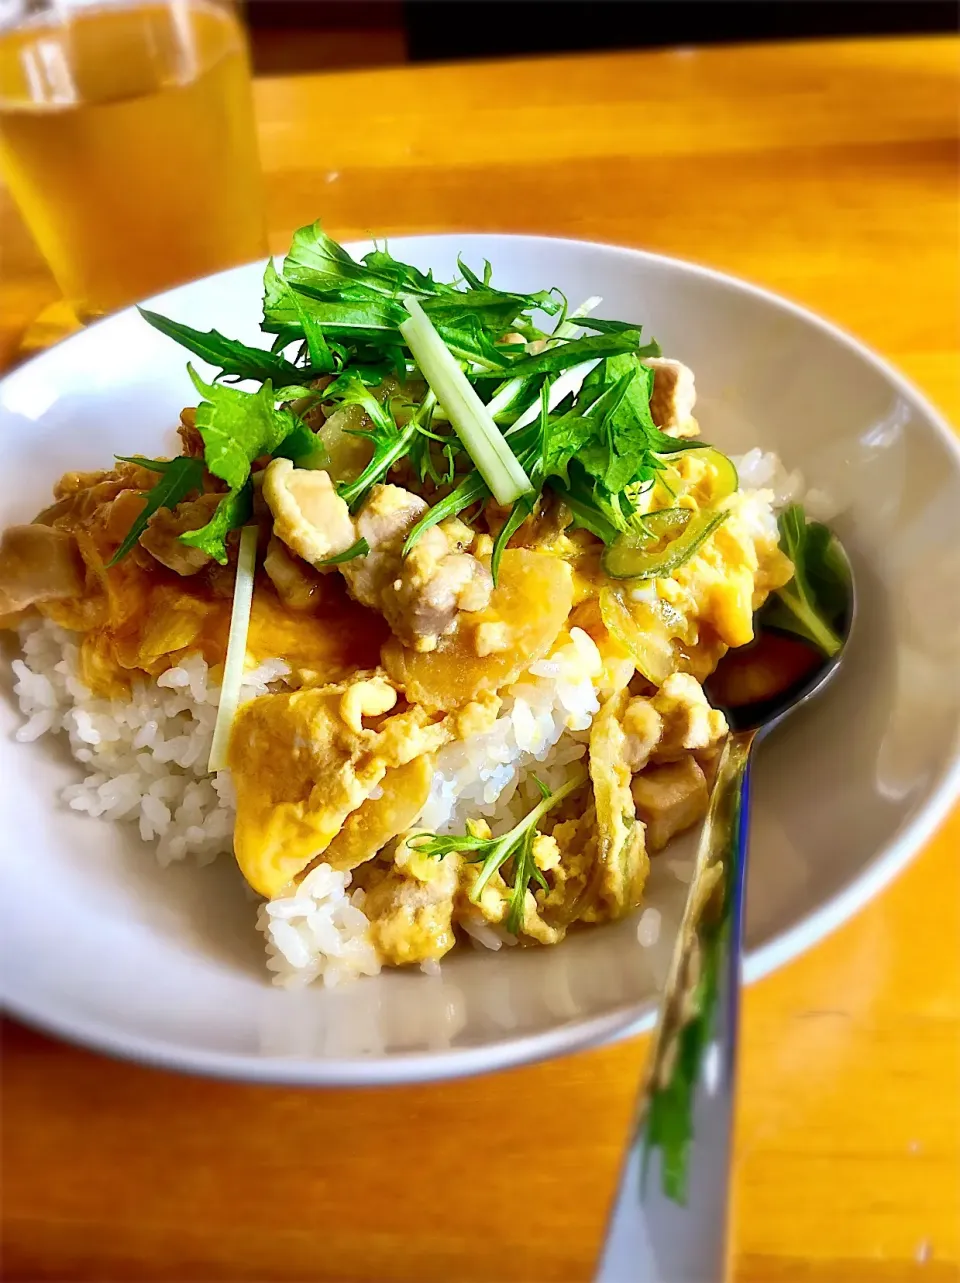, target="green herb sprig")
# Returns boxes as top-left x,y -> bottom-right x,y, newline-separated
127,221 -> 730,574
761,504 -> 850,657
107,456 -> 204,566
411,767 -> 586,934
